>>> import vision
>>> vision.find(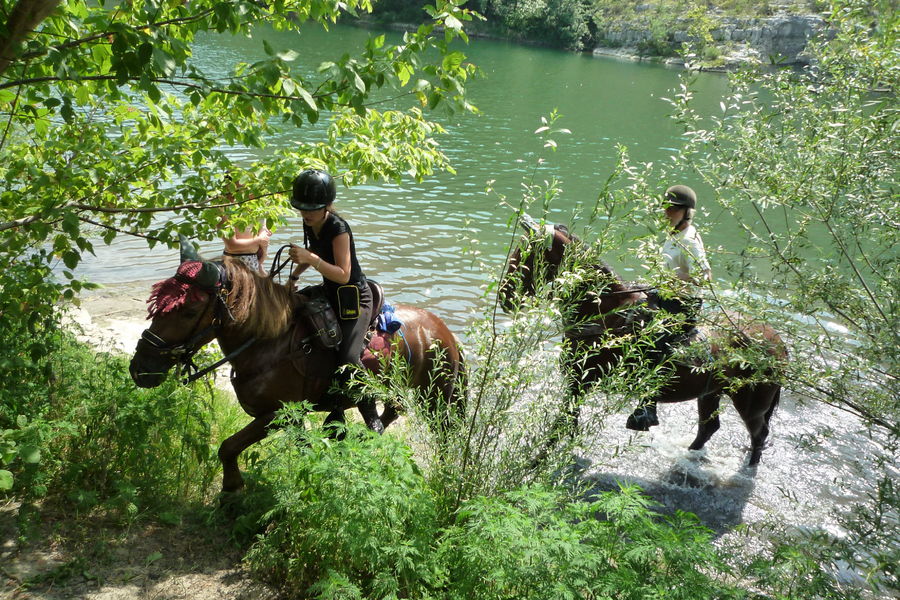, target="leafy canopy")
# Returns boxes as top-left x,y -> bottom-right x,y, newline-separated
0,0 -> 478,349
